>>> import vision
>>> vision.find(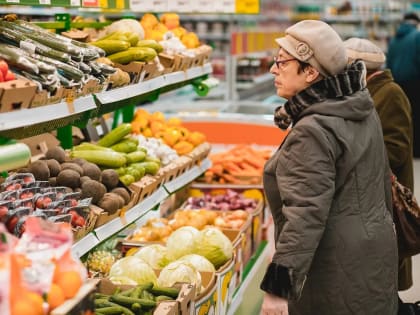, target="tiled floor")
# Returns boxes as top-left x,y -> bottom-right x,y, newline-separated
399,158 -> 420,303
